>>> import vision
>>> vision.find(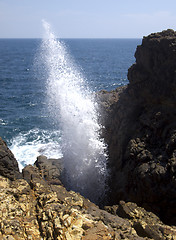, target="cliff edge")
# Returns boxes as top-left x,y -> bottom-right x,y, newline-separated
98,29 -> 176,225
